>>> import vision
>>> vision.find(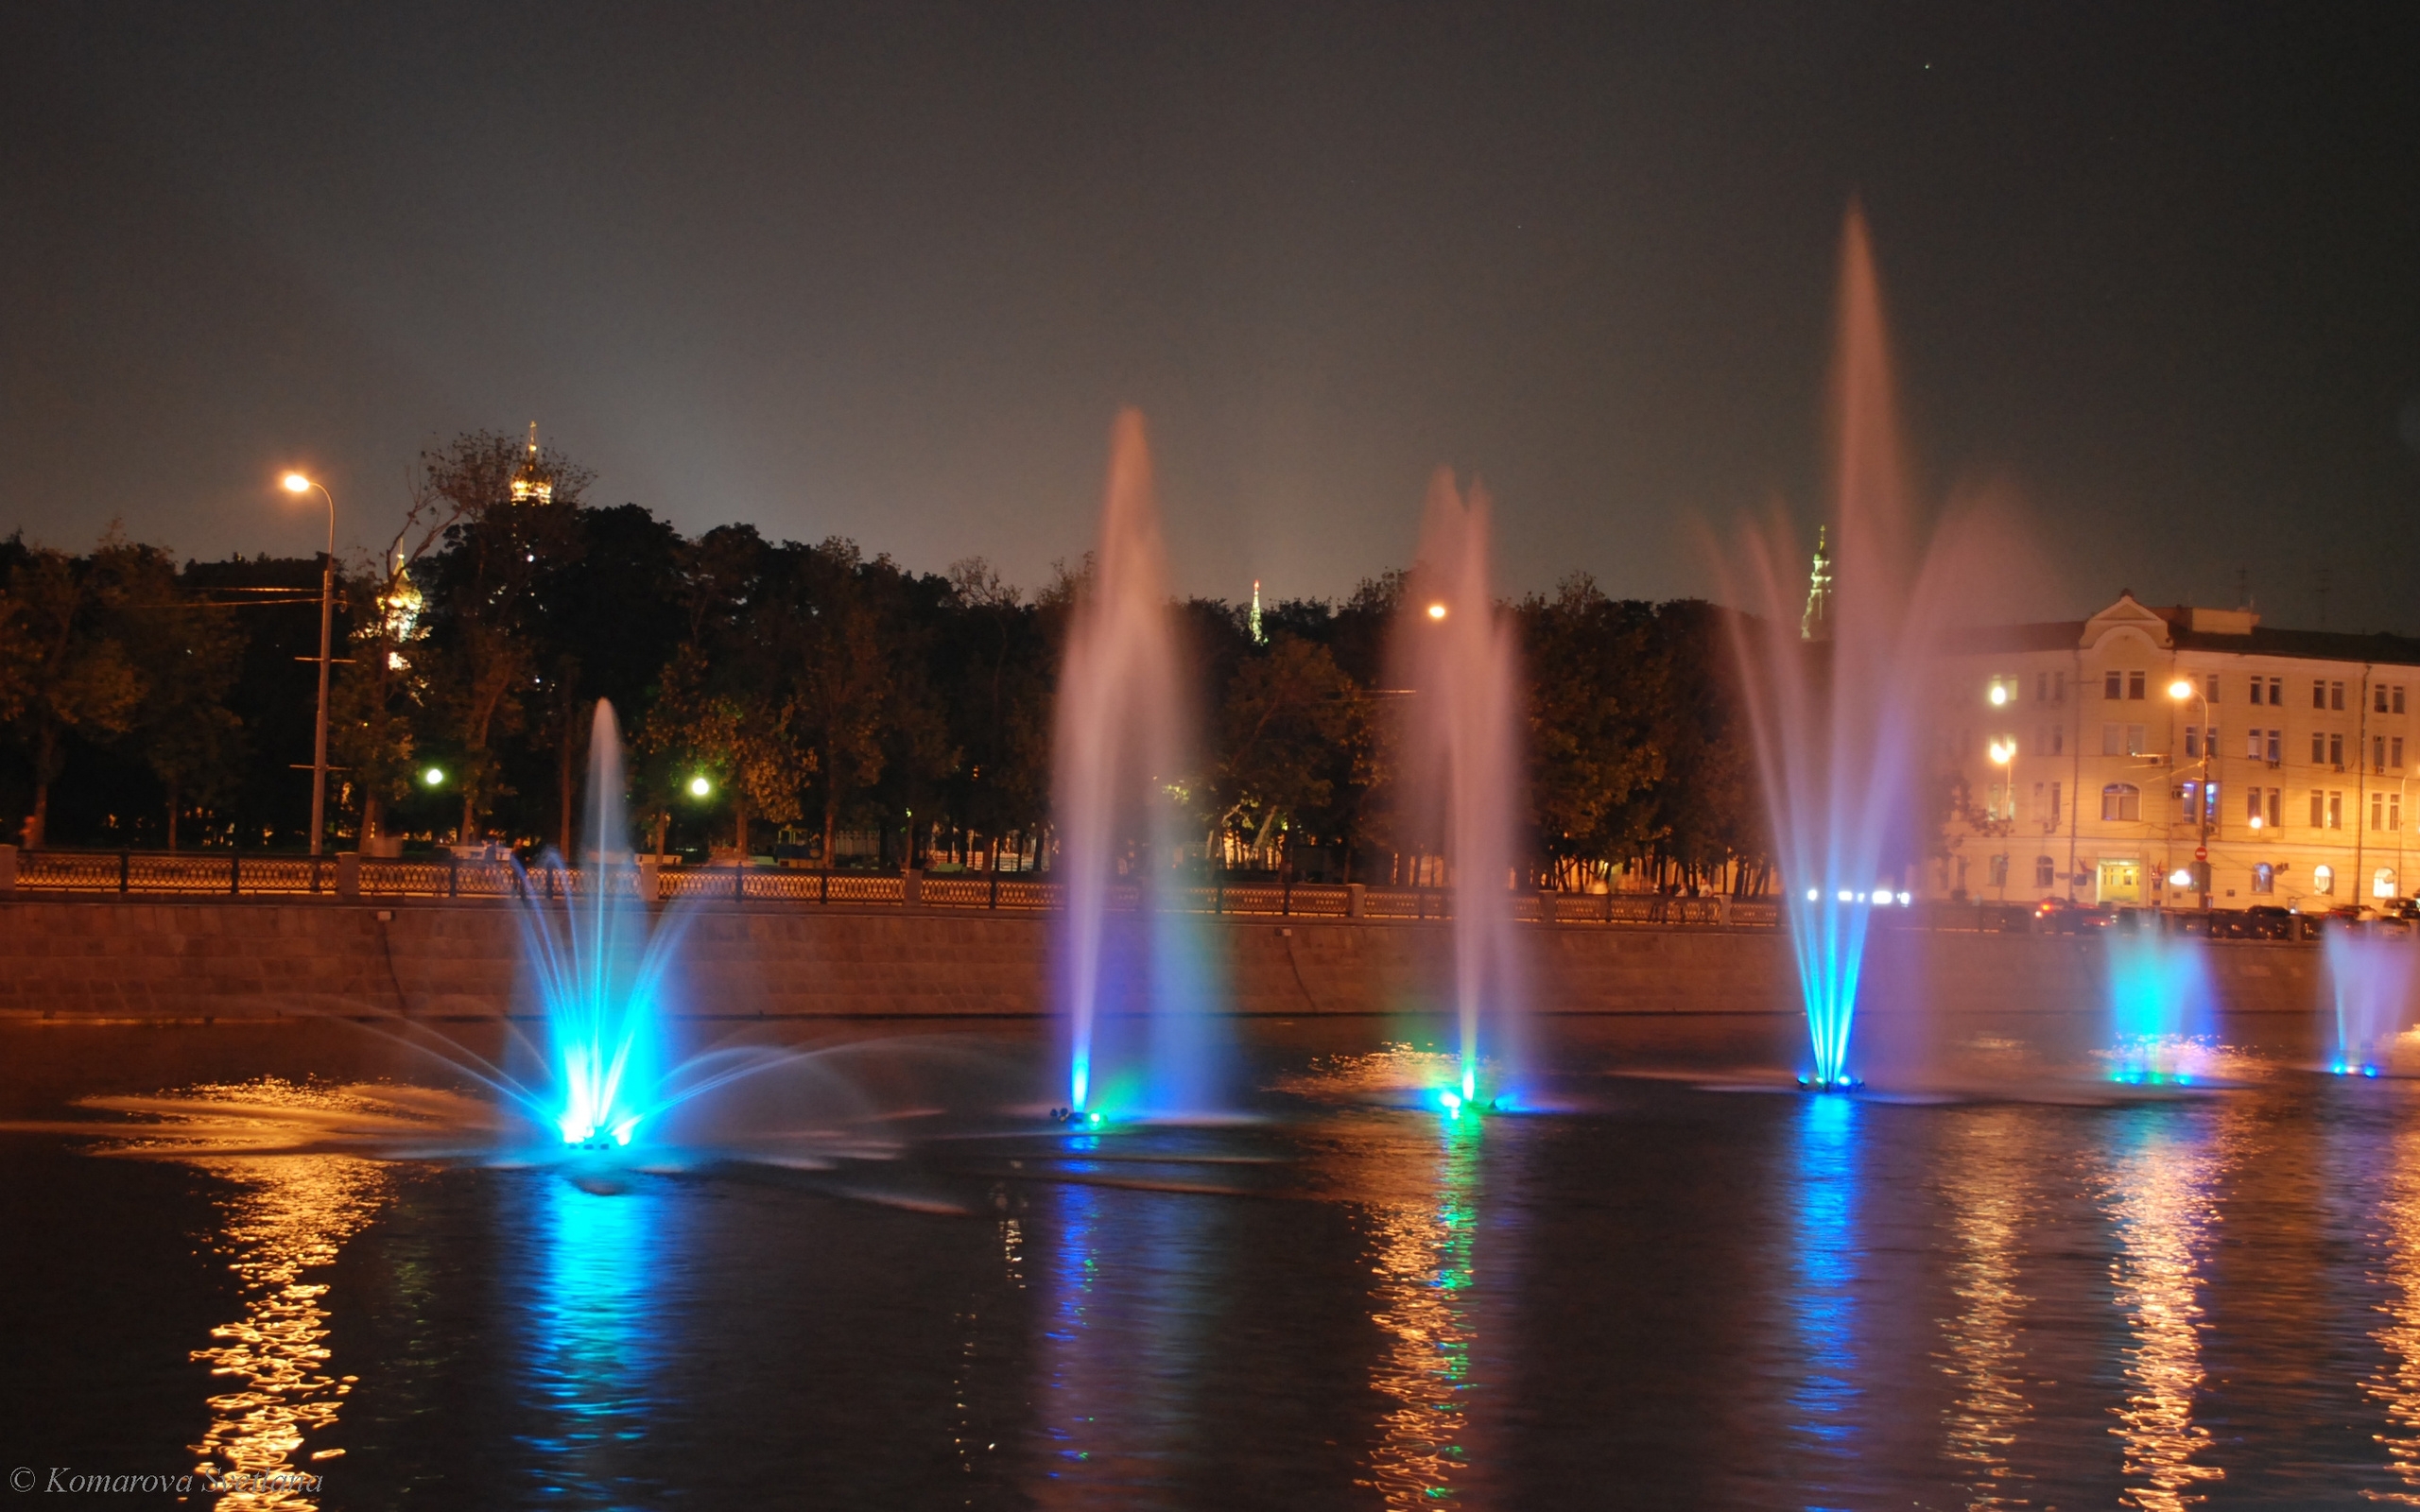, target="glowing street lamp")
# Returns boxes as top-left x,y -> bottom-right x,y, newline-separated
688,775 -> 712,799
1426,602 -> 1448,621
281,472 -> 337,857
423,766 -> 446,787
1987,738 -> 2014,766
